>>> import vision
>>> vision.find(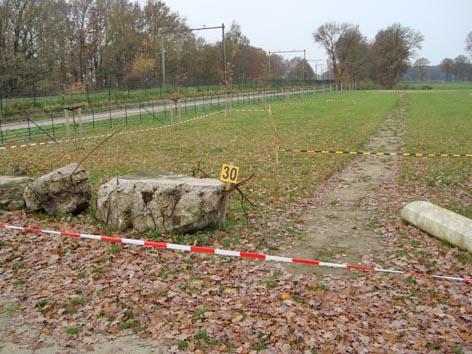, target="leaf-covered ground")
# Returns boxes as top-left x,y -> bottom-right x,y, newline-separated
0,91 -> 471,353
